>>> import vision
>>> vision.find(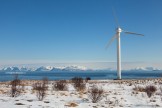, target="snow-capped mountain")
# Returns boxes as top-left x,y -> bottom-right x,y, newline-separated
50,67 -> 63,72
62,65 -> 87,71
0,66 -> 160,72
0,65 -> 89,72
35,66 -> 53,71
2,67 -> 20,72
131,67 -> 160,71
